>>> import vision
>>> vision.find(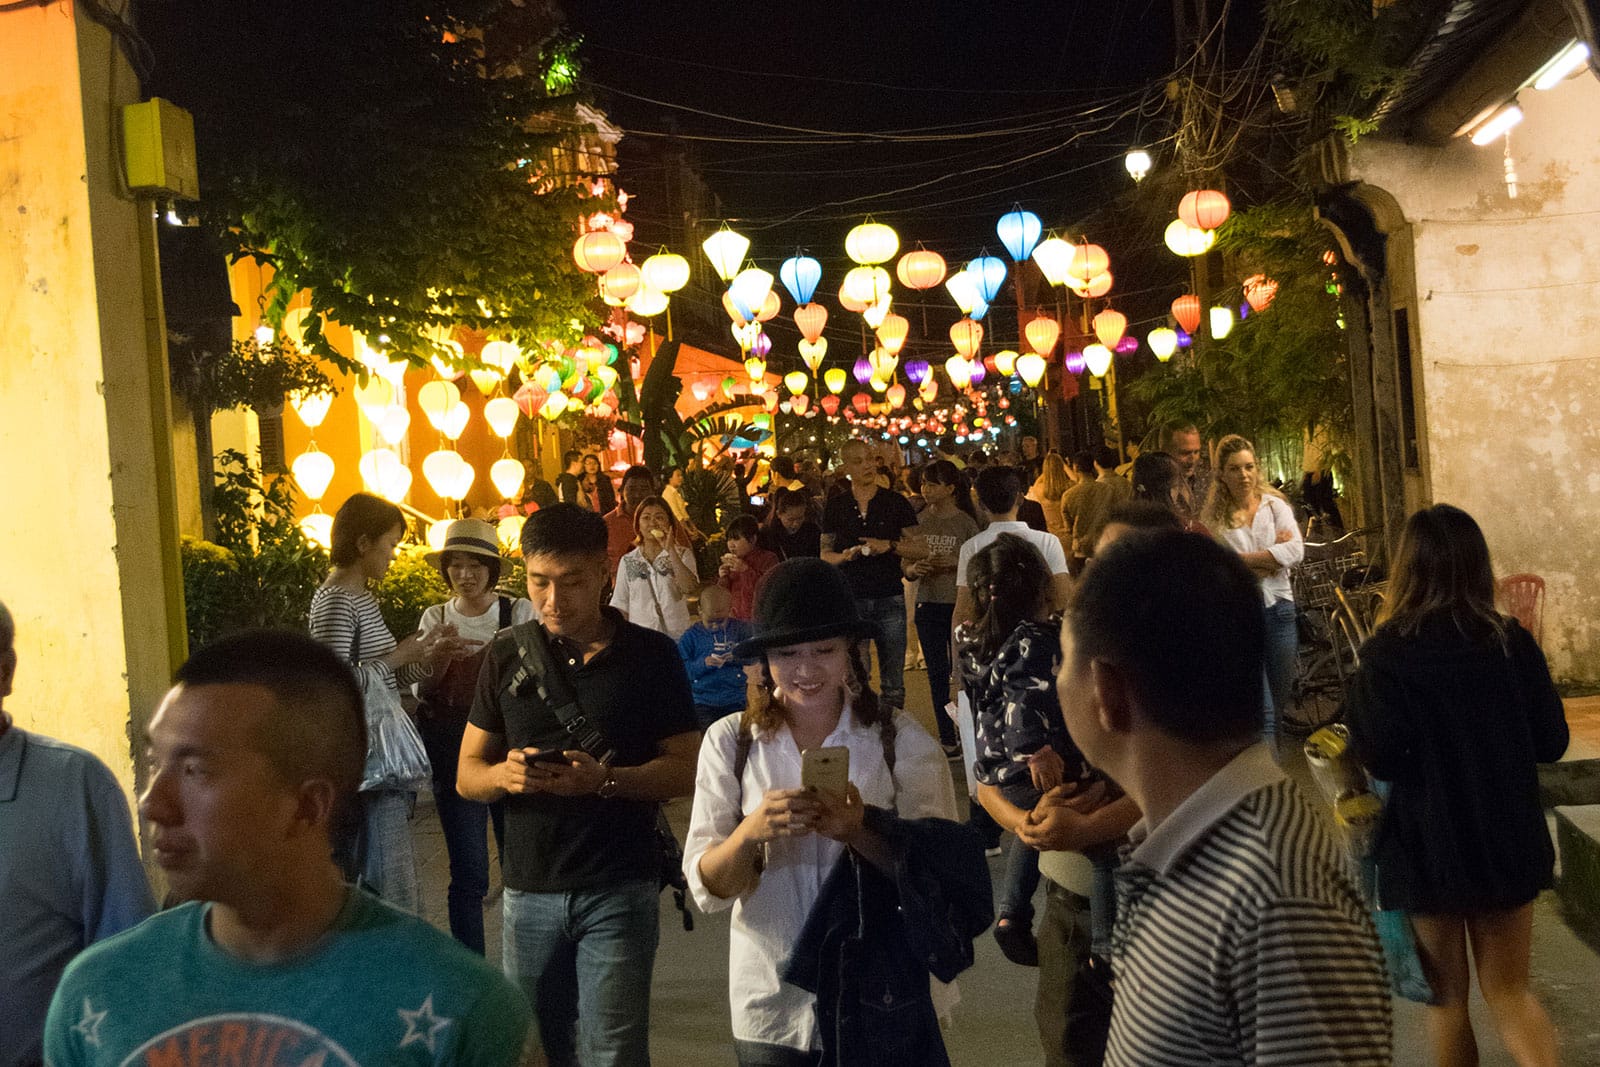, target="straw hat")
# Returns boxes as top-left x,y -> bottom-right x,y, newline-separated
424,518 -> 502,566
